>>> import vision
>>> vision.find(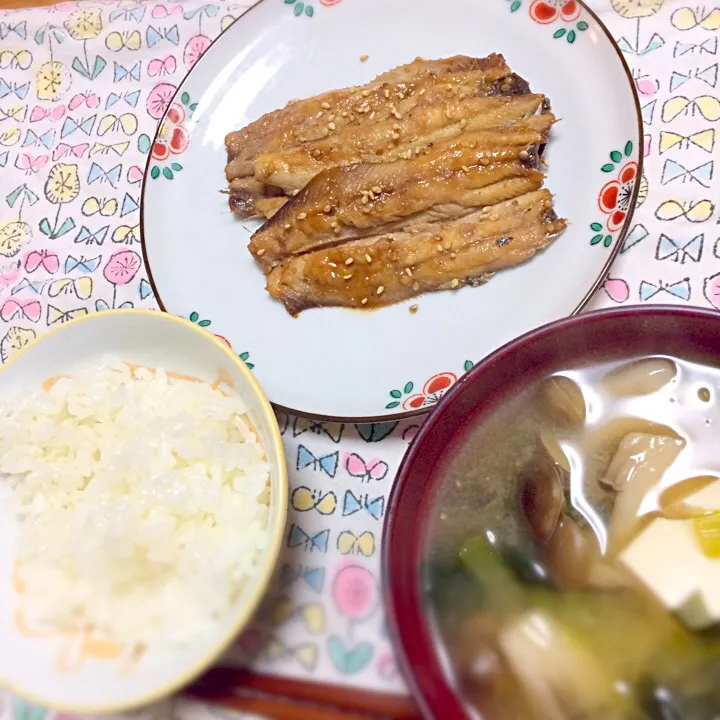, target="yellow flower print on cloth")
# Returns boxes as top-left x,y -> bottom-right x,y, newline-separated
611,0 -> 664,18
40,164 -> 80,240
35,61 -> 71,101
0,220 -> 32,258
44,163 -> 80,205
64,8 -> 103,41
